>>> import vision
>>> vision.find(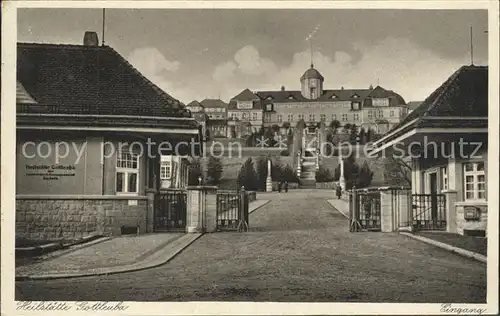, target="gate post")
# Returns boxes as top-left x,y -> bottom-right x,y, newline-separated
186,187 -> 204,233
146,188 -> 156,233
397,189 -> 413,232
380,189 -> 394,232
238,186 -> 249,232
442,190 -> 457,233
186,185 -> 218,233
